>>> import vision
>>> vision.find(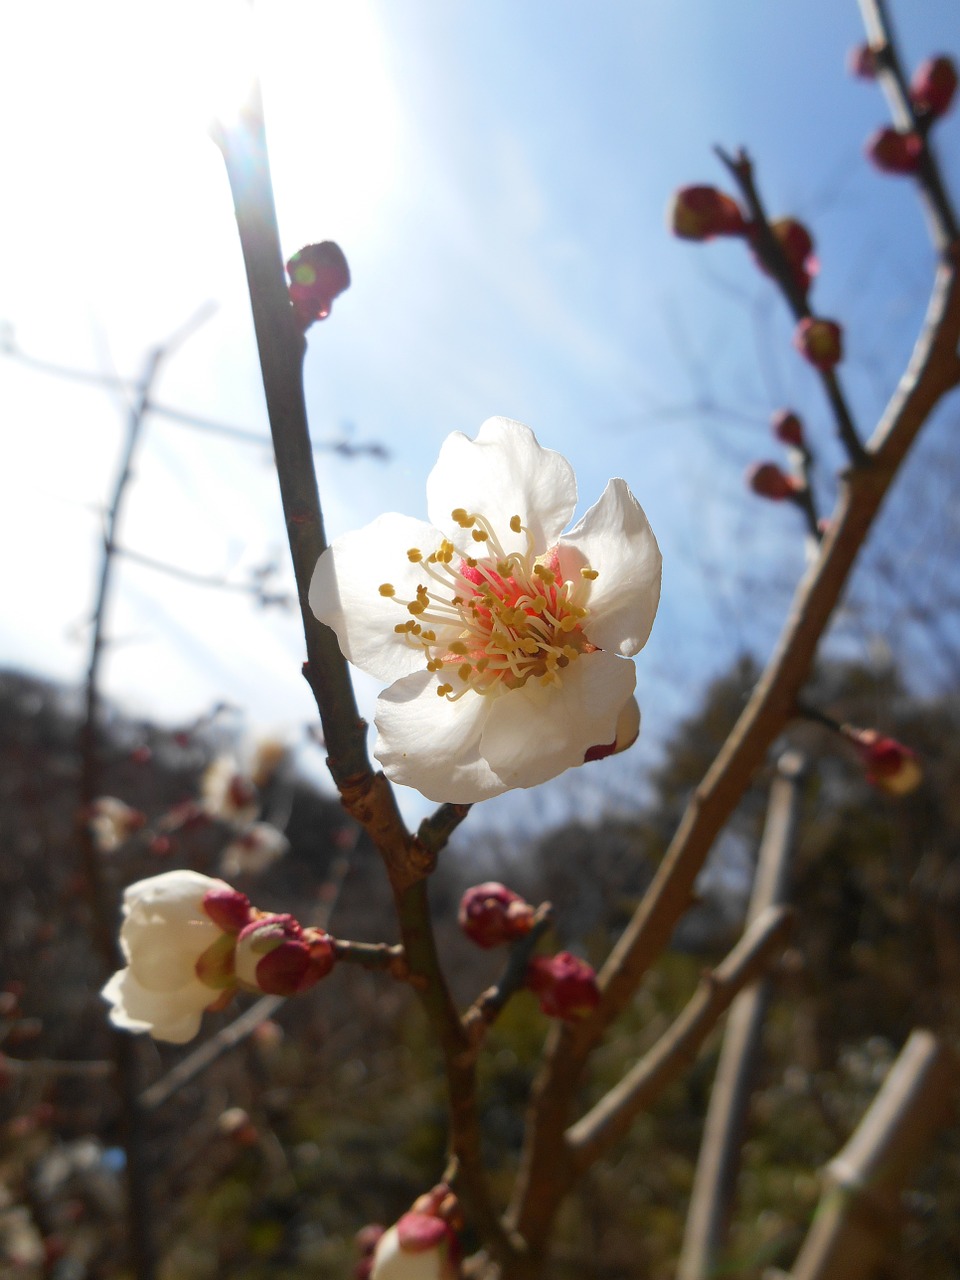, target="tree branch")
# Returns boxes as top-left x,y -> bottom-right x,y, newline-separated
789,1029 -> 957,1280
